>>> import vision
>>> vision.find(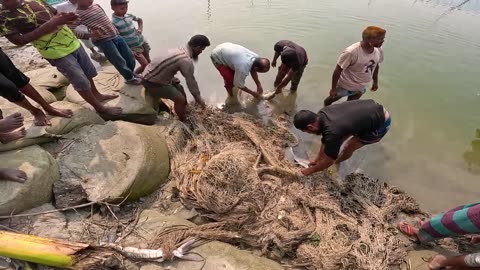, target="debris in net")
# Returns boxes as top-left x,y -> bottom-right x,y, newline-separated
159,107 -> 421,270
